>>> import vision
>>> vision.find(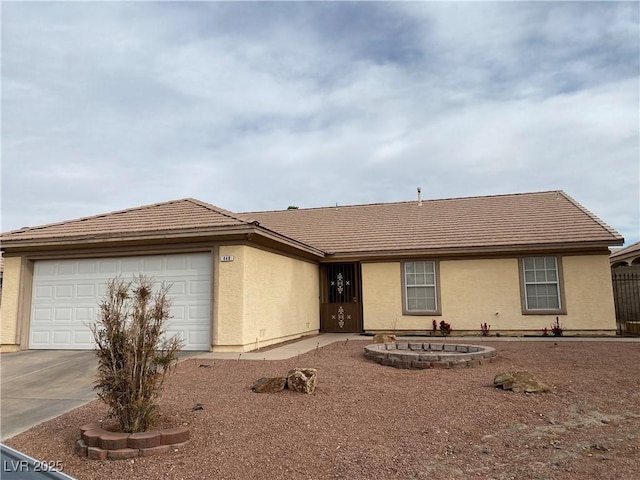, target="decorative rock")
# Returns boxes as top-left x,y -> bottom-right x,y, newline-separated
494,371 -> 549,393
286,368 -> 317,394
251,376 -> 286,393
373,334 -> 396,344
